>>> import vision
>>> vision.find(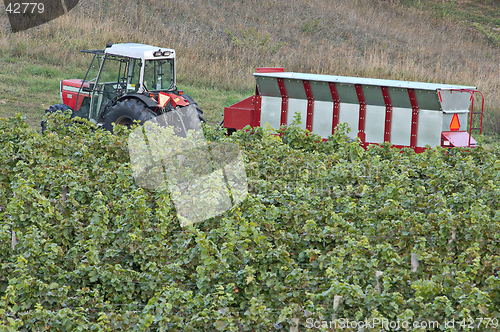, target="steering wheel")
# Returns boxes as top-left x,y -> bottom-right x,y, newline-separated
119,77 -> 128,89
113,77 -> 127,95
